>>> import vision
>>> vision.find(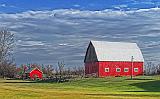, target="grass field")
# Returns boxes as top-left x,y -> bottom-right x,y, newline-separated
0,76 -> 160,99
